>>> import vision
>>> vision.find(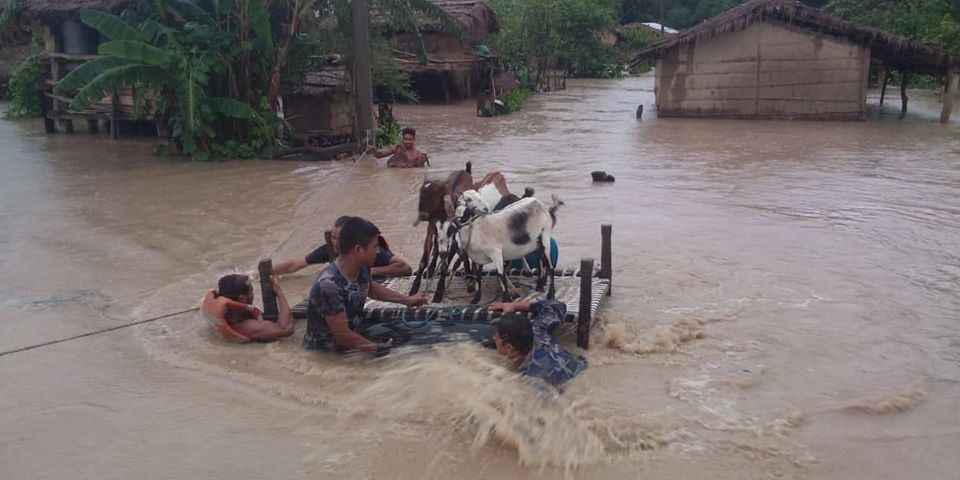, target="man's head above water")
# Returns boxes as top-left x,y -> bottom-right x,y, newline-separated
217,274 -> 253,303
493,313 -> 534,360
337,216 -> 381,267
401,127 -> 416,150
